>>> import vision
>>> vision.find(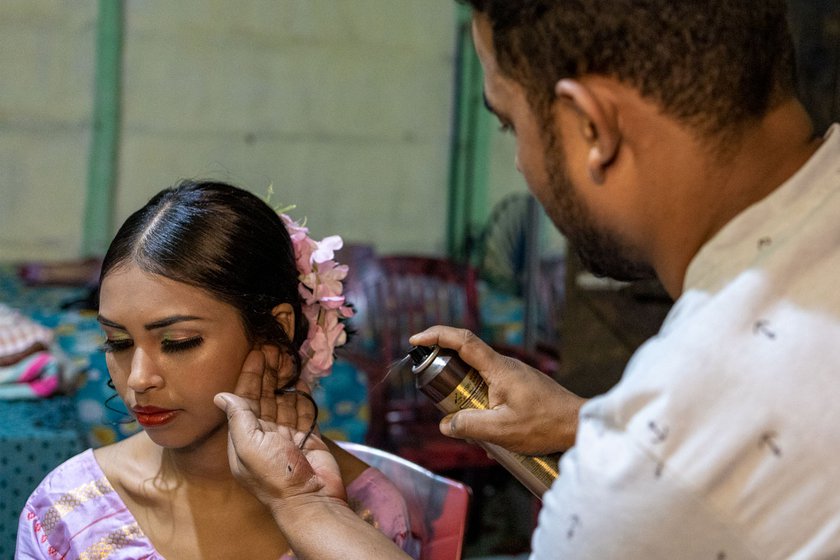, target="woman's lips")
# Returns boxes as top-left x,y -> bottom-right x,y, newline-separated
132,406 -> 179,427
